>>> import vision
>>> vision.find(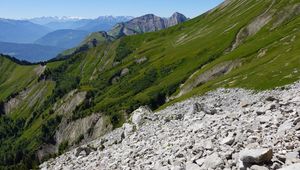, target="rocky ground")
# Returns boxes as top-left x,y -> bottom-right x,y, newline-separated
40,81 -> 300,170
